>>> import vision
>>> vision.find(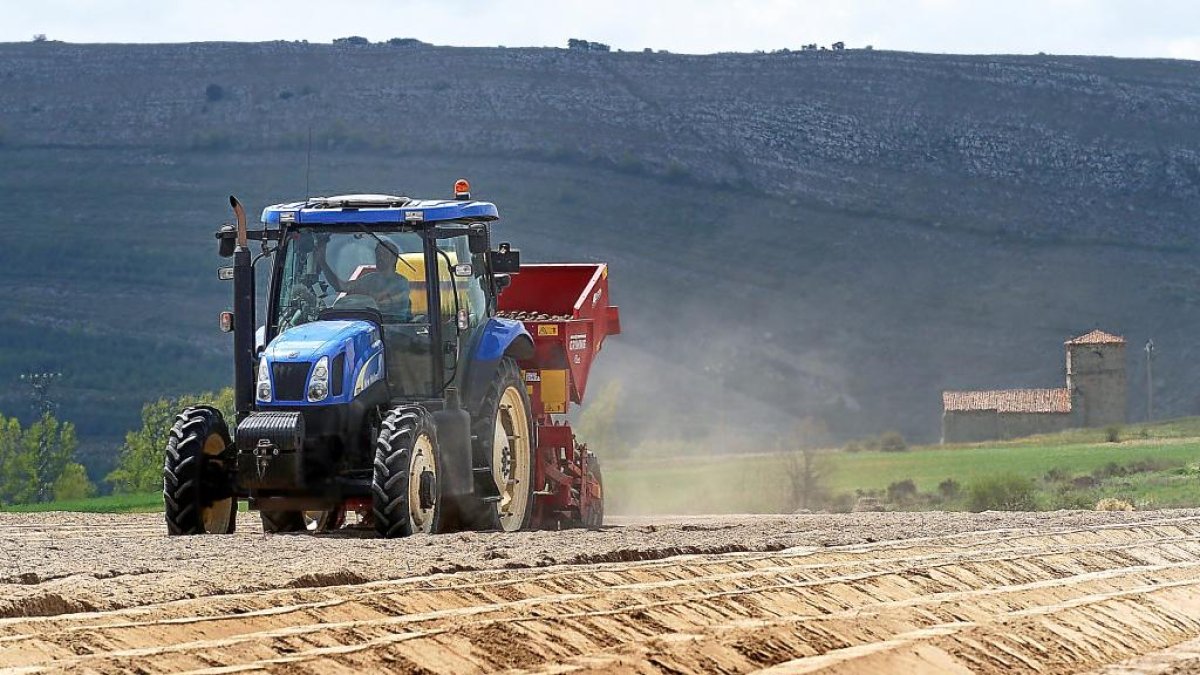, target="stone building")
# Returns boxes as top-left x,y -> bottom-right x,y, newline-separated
941,330 -> 1126,443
